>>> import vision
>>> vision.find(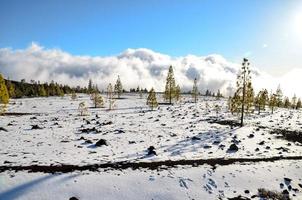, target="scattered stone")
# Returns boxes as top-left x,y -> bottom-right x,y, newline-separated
227,195 -> 250,200
100,121 -> 113,126
147,146 -> 157,156
114,129 -> 125,134
128,141 -> 136,144
69,197 -> 79,200
191,136 -> 201,141
255,148 -> 260,152
212,140 -> 220,145
244,190 -> 250,194
247,134 -> 254,138
31,125 -> 43,130
85,140 -> 93,144
288,185 -> 292,190
79,127 -> 98,133
228,144 -> 239,152
282,189 -> 289,195
284,177 -> 292,183
258,141 -> 265,145
95,139 -> 108,147
0,127 -> 8,132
